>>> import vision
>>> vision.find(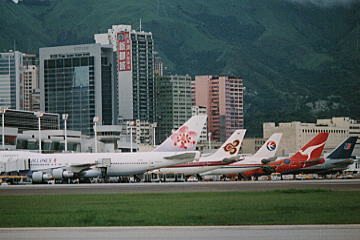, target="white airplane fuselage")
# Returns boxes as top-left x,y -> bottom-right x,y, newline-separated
201,156 -> 272,176
0,151 -> 199,177
156,163 -> 229,176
